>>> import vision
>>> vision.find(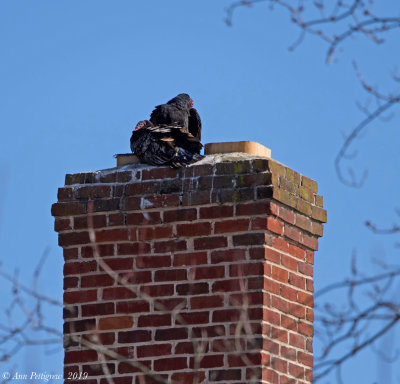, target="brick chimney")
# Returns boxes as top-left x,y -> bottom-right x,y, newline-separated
52,151 -> 326,384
